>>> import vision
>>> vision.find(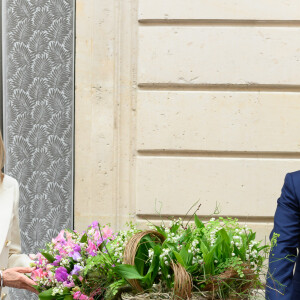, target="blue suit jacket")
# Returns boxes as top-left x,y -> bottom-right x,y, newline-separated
266,171 -> 300,299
